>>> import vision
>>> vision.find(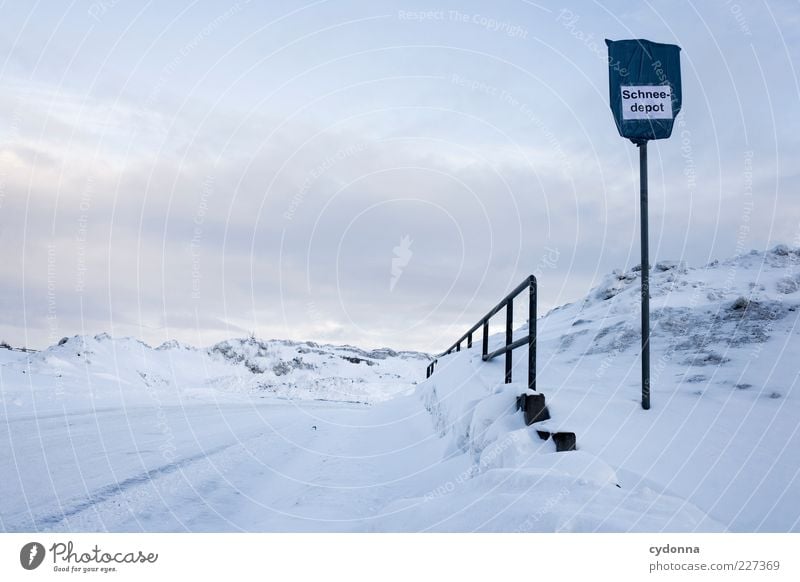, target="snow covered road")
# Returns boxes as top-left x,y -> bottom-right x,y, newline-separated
1,398 -> 458,532
1,391 -> 724,533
